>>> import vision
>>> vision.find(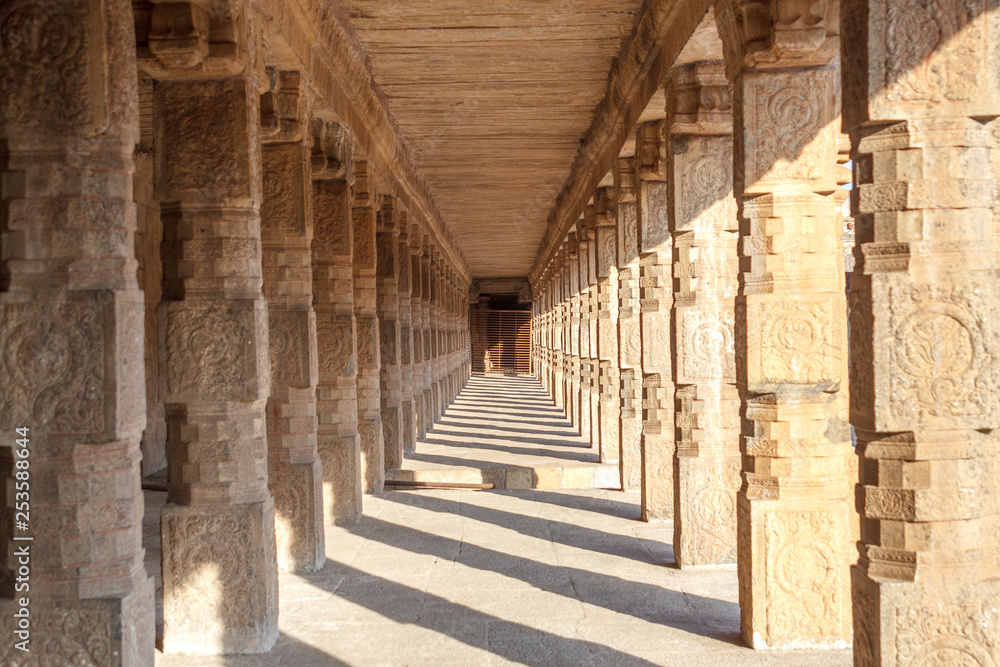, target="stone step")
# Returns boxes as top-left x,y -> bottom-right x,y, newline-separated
386,464 -> 620,490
